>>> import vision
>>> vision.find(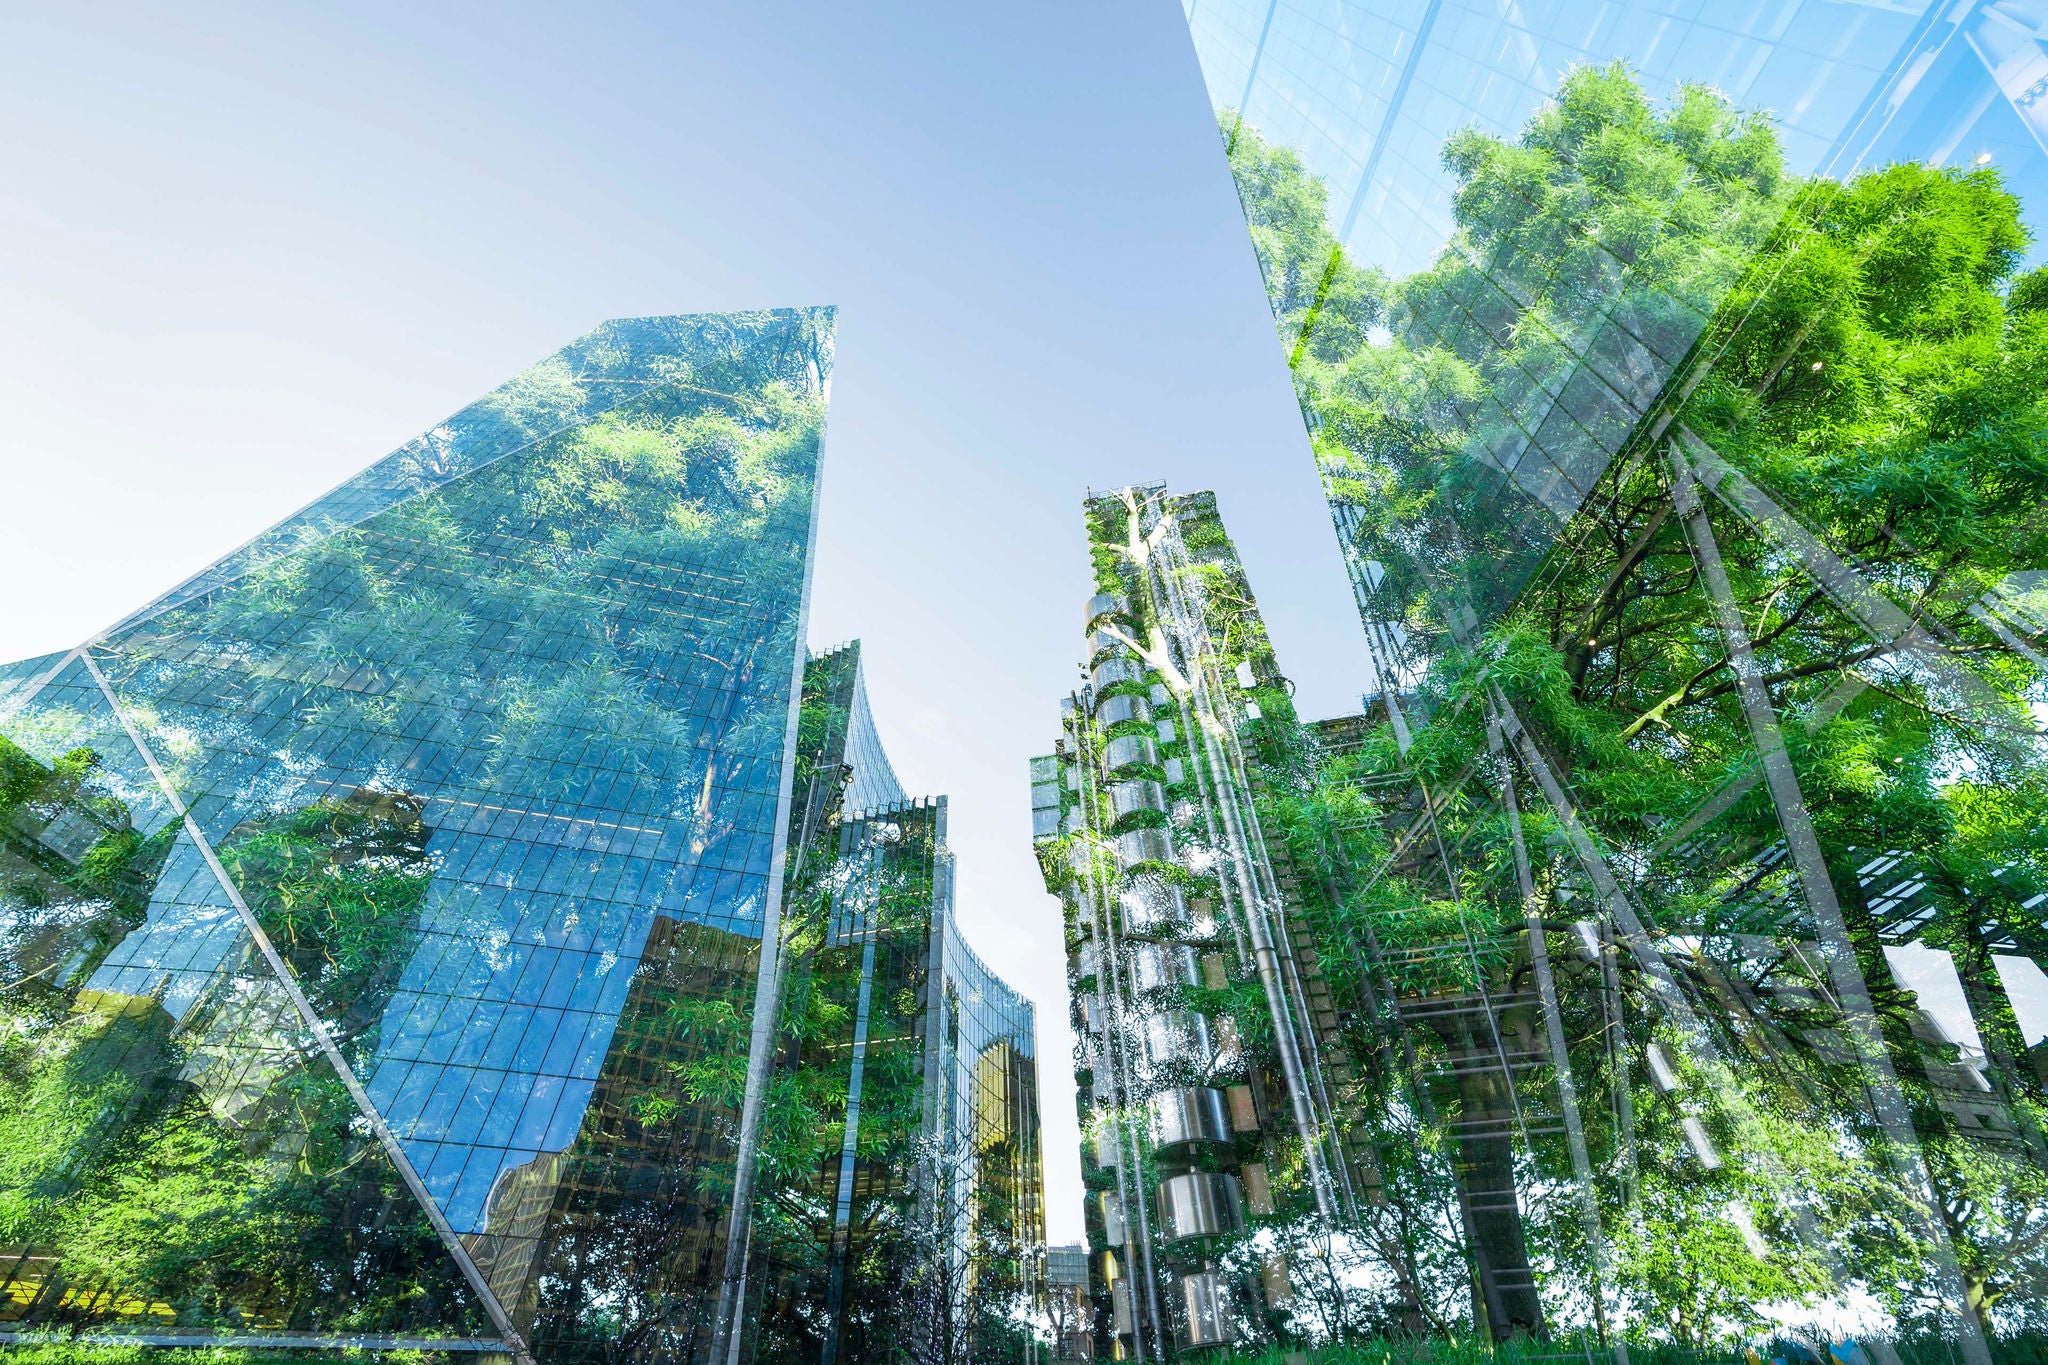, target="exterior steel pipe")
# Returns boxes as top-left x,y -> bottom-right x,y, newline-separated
1137,502 -> 1337,1223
